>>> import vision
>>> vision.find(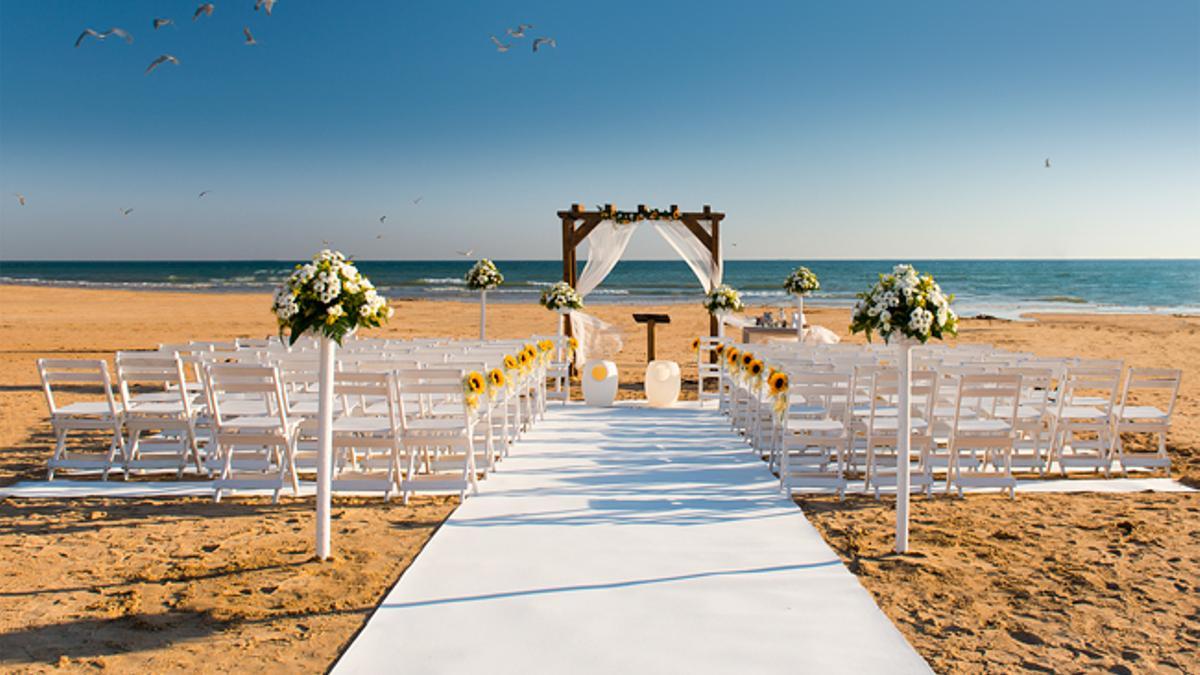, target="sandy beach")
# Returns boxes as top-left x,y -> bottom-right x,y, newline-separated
1,284 -> 1198,672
